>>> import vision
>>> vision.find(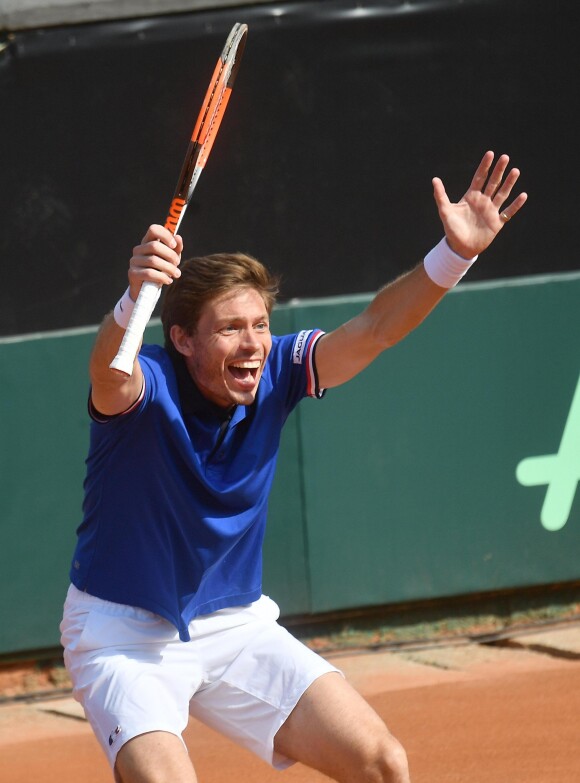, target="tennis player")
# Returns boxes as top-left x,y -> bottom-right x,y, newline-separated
60,151 -> 526,783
